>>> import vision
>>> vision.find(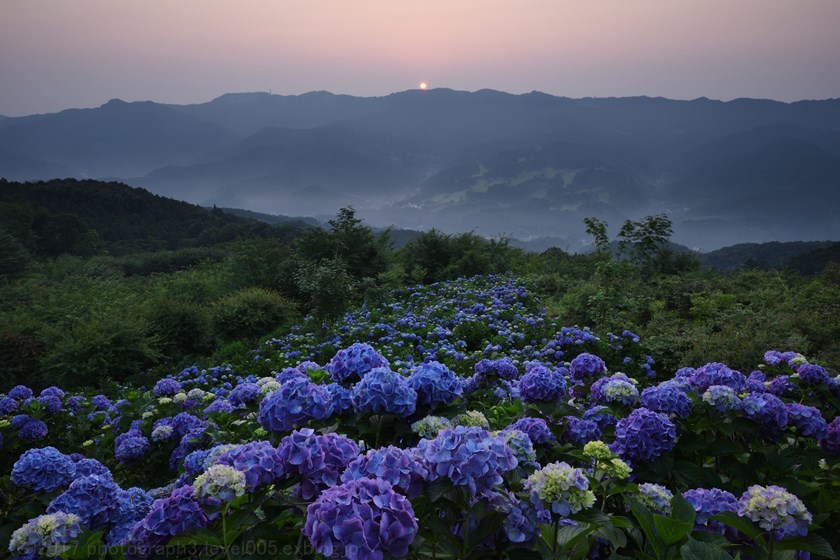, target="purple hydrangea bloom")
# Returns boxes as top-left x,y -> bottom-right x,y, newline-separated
819,417 -> 840,454
73,458 -> 113,480
128,485 -> 210,559
408,361 -> 463,408
689,362 -> 745,392
12,446 -> 76,493
591,373 -> 639,406
738,485 -> 812,539
107,487 -> 154,547
637,483 -> 674,515
47,474 -> 121,530
8,385 -> 33,400
304,478 -> 417,560
797,363 -> 829,386
258,377 -> 331,434
612,408 -> 677,464
325,383 -> 353,416
328,342 -> 389,383
169,428 -> 213,471
417,426 -> 517,495
153,378 -> 181,397
341,445 -> 429,497
227,382 -> 261,406
640,382 -> 694,419
37,395 -> 63,415
683,488 -> 739,533
517,364 -> 567,402
215,441 -> 285,491
569,353 -> 607,381
0,396 -> 19,415
40,386 -> 65,399
764,350 -> 784,366
702,385 -> 742,412
170,413 -> 207,439
115,431 -> 151,462
203,399 -> 235,417
745,371 -> 768,393
562,416 -> 602,445
11,413 -> 30,430
275,367 -> 309,385
276,429 -> 360,500
91,394 -> 113,411
351,367 -> 417,417
767,375 -> 796,397
9,512 -> 82,559
474,357 -> 519,380
183,450 -> 210,476
583,405 -> 618,431
18,417 -> 49,440
506,417 -> 554,445
785,403 -> 828,439
741,393 -> 788,440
